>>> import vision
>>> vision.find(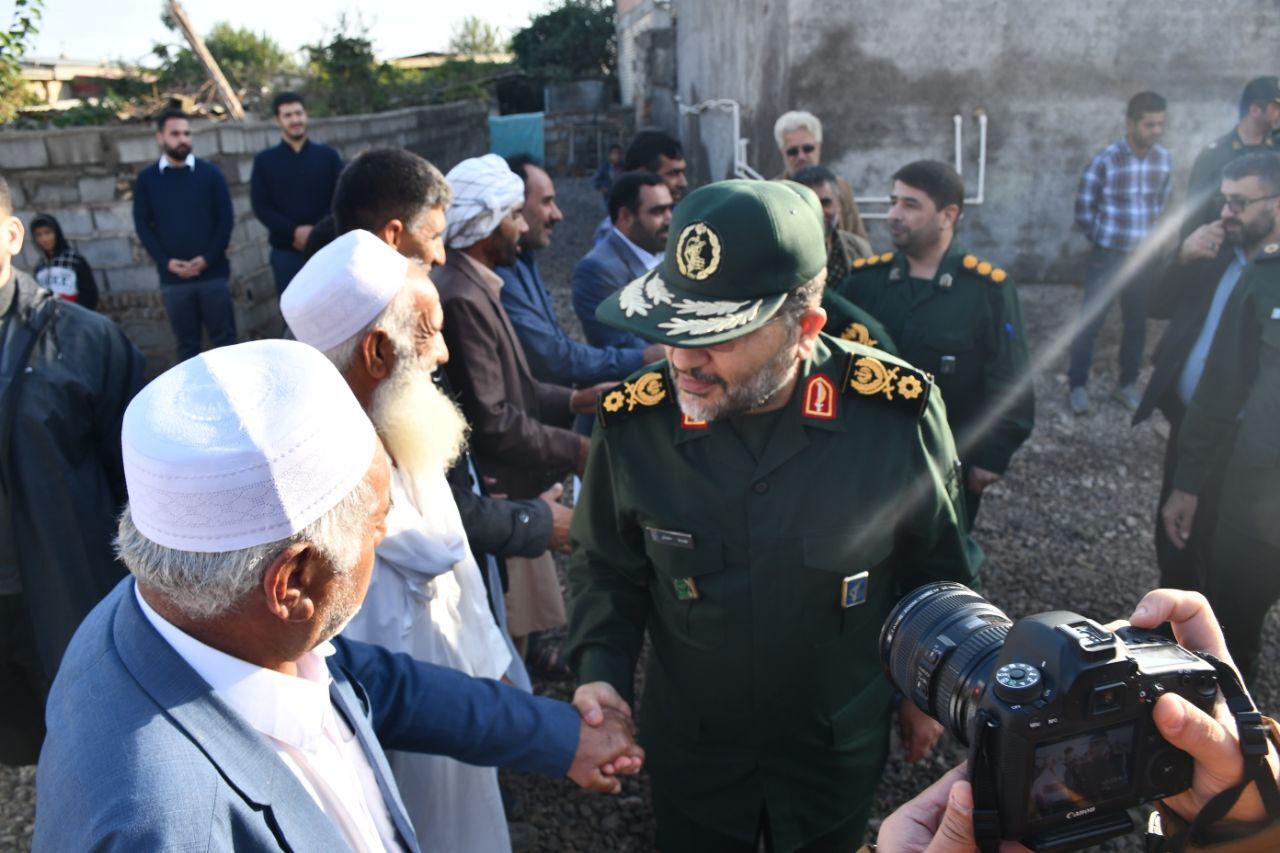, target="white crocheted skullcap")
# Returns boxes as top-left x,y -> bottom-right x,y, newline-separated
122,339 -> 377,552
444,153 -> 525,249
281,229 -> 411,352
